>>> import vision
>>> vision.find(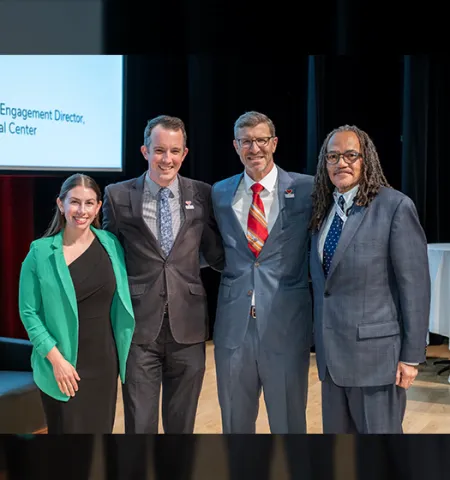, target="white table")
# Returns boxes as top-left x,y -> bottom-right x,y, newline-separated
427,244 -> 450,382
428,244 -> 450,338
